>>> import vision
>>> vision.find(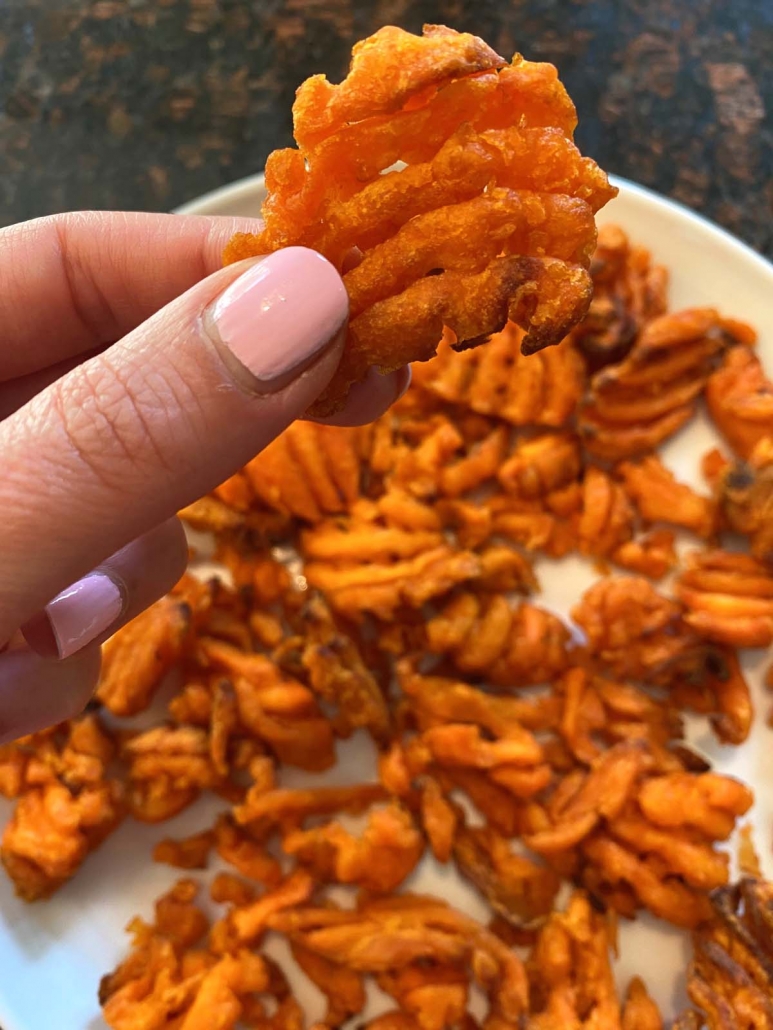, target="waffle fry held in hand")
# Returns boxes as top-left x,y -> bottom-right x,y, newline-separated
224,24 -> 616,415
